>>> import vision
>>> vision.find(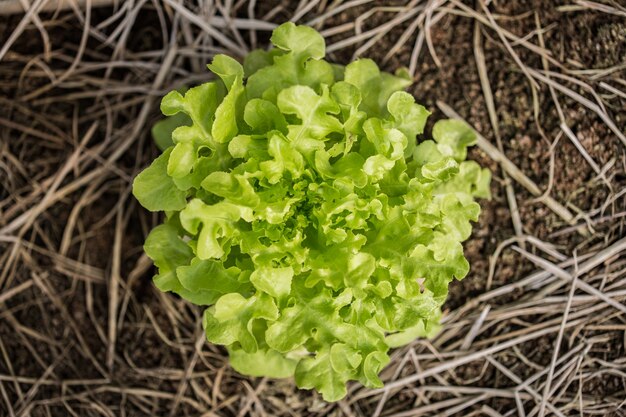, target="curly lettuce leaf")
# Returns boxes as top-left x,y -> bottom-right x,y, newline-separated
133,22 -> 491,402
133,148 -> 187,211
